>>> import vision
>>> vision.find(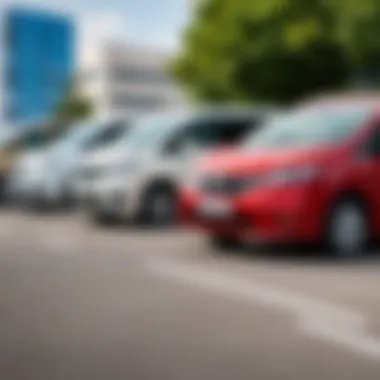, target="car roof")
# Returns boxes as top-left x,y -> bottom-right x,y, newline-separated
142,105 -> 276,120
196,104 -> 277,118
133,106 -> 277,132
